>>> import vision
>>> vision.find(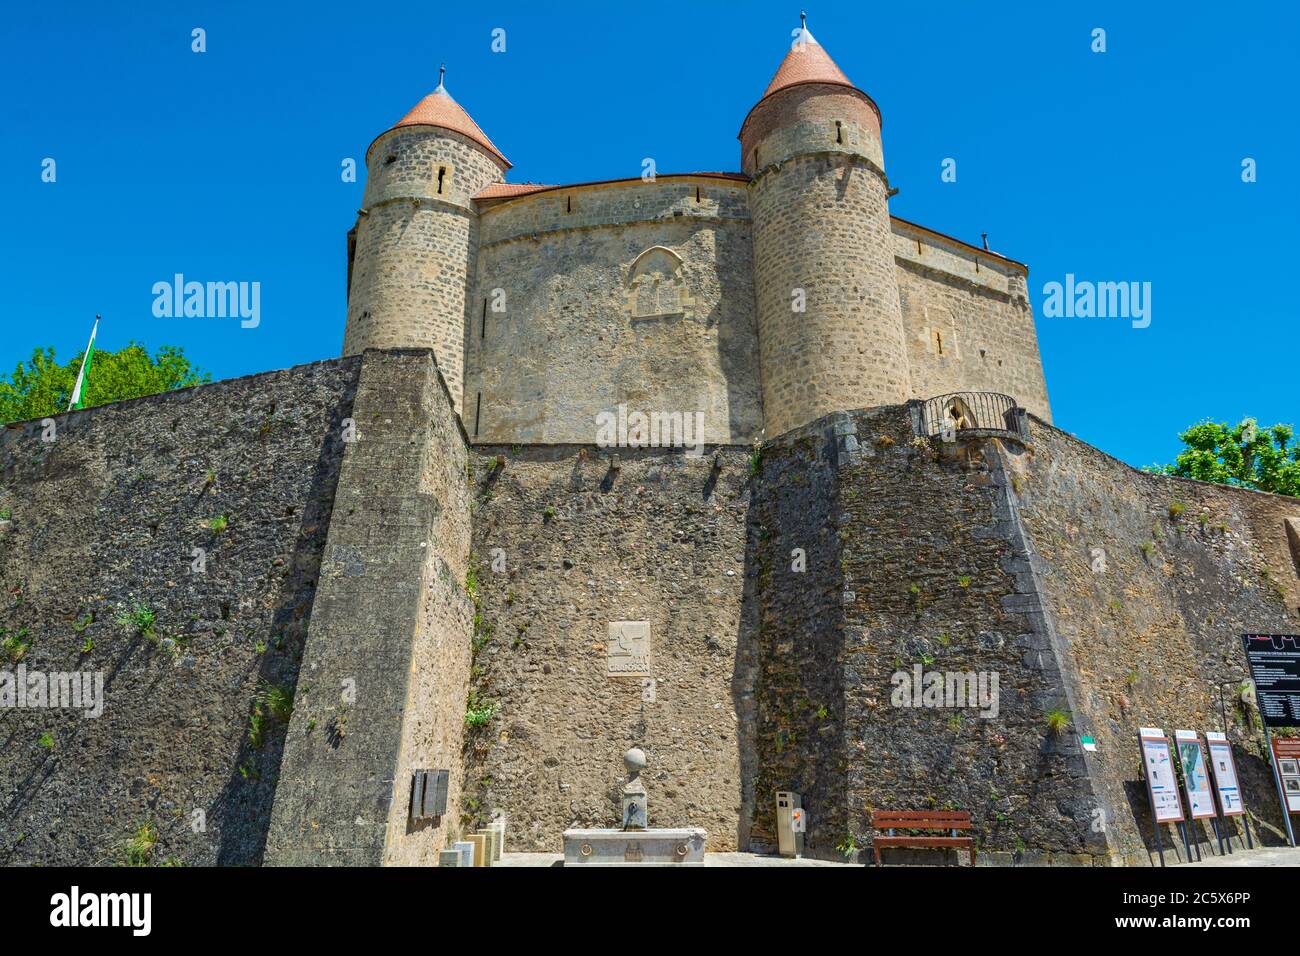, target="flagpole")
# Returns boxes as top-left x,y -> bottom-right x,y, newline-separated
68,315 -> 100,411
